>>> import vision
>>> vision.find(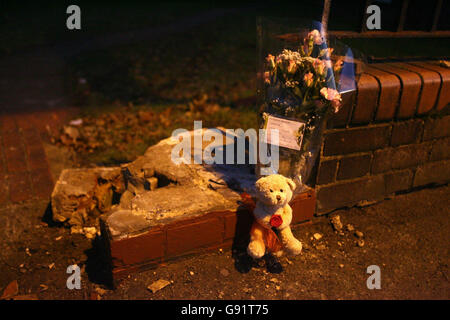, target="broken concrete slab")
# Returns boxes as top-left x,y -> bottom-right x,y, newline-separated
104,184 -> 241,240
51,167 -> 123,227
51,128 -> 257,240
